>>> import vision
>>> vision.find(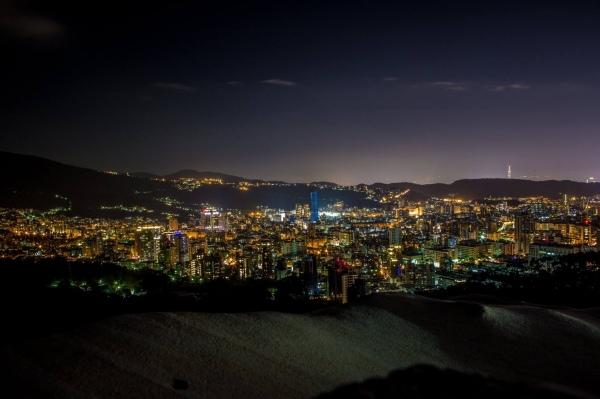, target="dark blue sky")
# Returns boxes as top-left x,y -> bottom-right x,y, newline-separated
2,0 -> 599,184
